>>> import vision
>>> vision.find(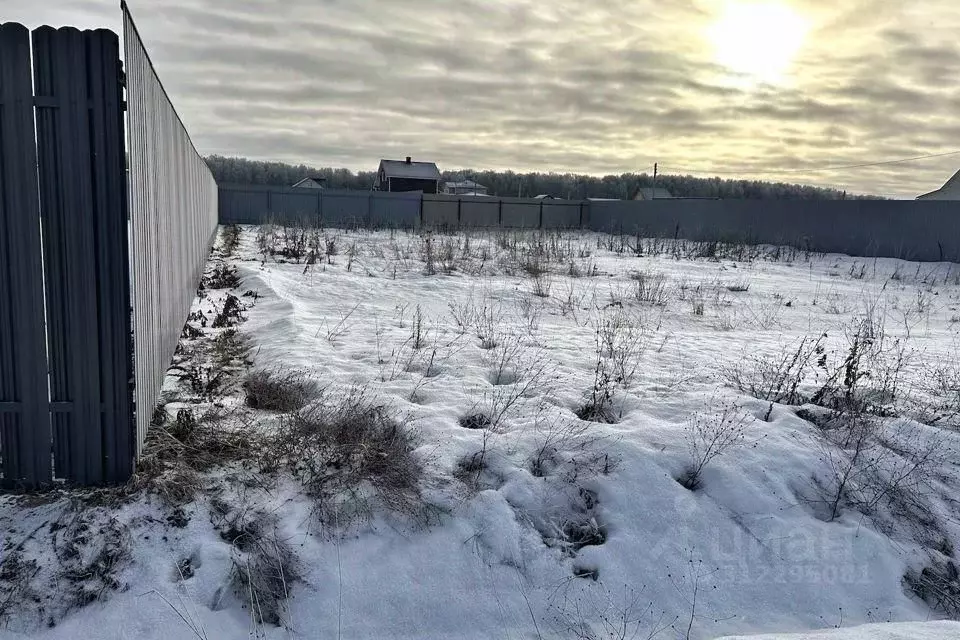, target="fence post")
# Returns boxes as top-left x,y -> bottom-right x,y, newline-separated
498,198 -> 503,227
539,200 -> 544,228
0,23 -> 52,487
